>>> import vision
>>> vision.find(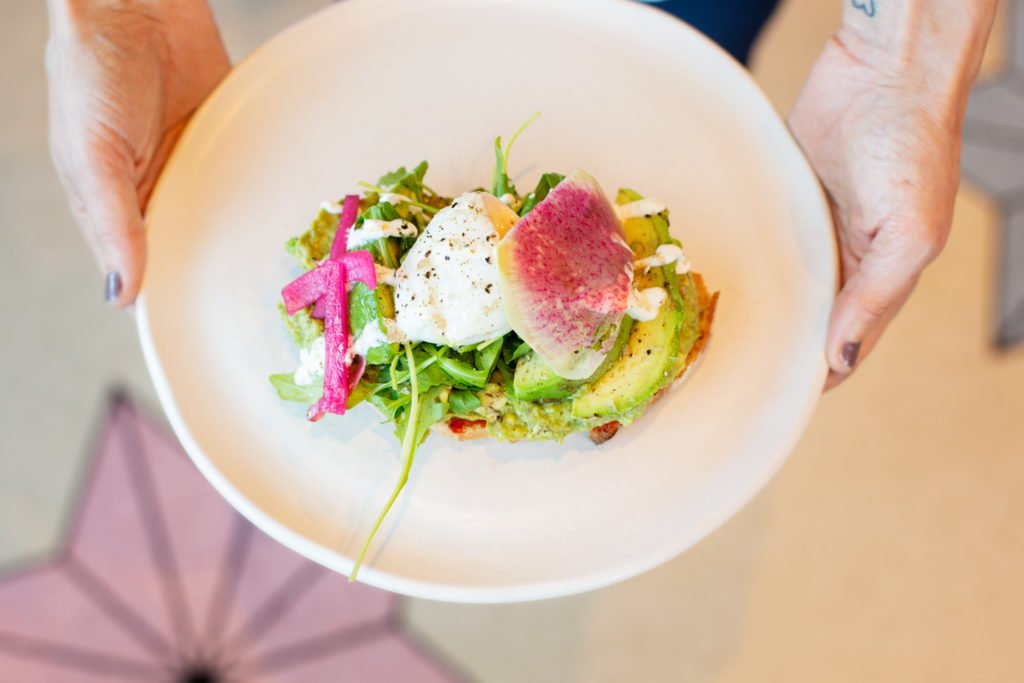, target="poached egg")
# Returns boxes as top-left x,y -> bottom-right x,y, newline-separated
393,191 -> 519,346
